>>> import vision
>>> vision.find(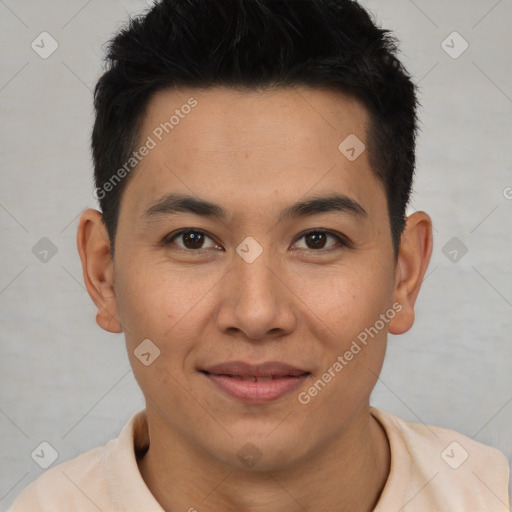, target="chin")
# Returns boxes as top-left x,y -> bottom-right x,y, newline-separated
213,428 -> 310,472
